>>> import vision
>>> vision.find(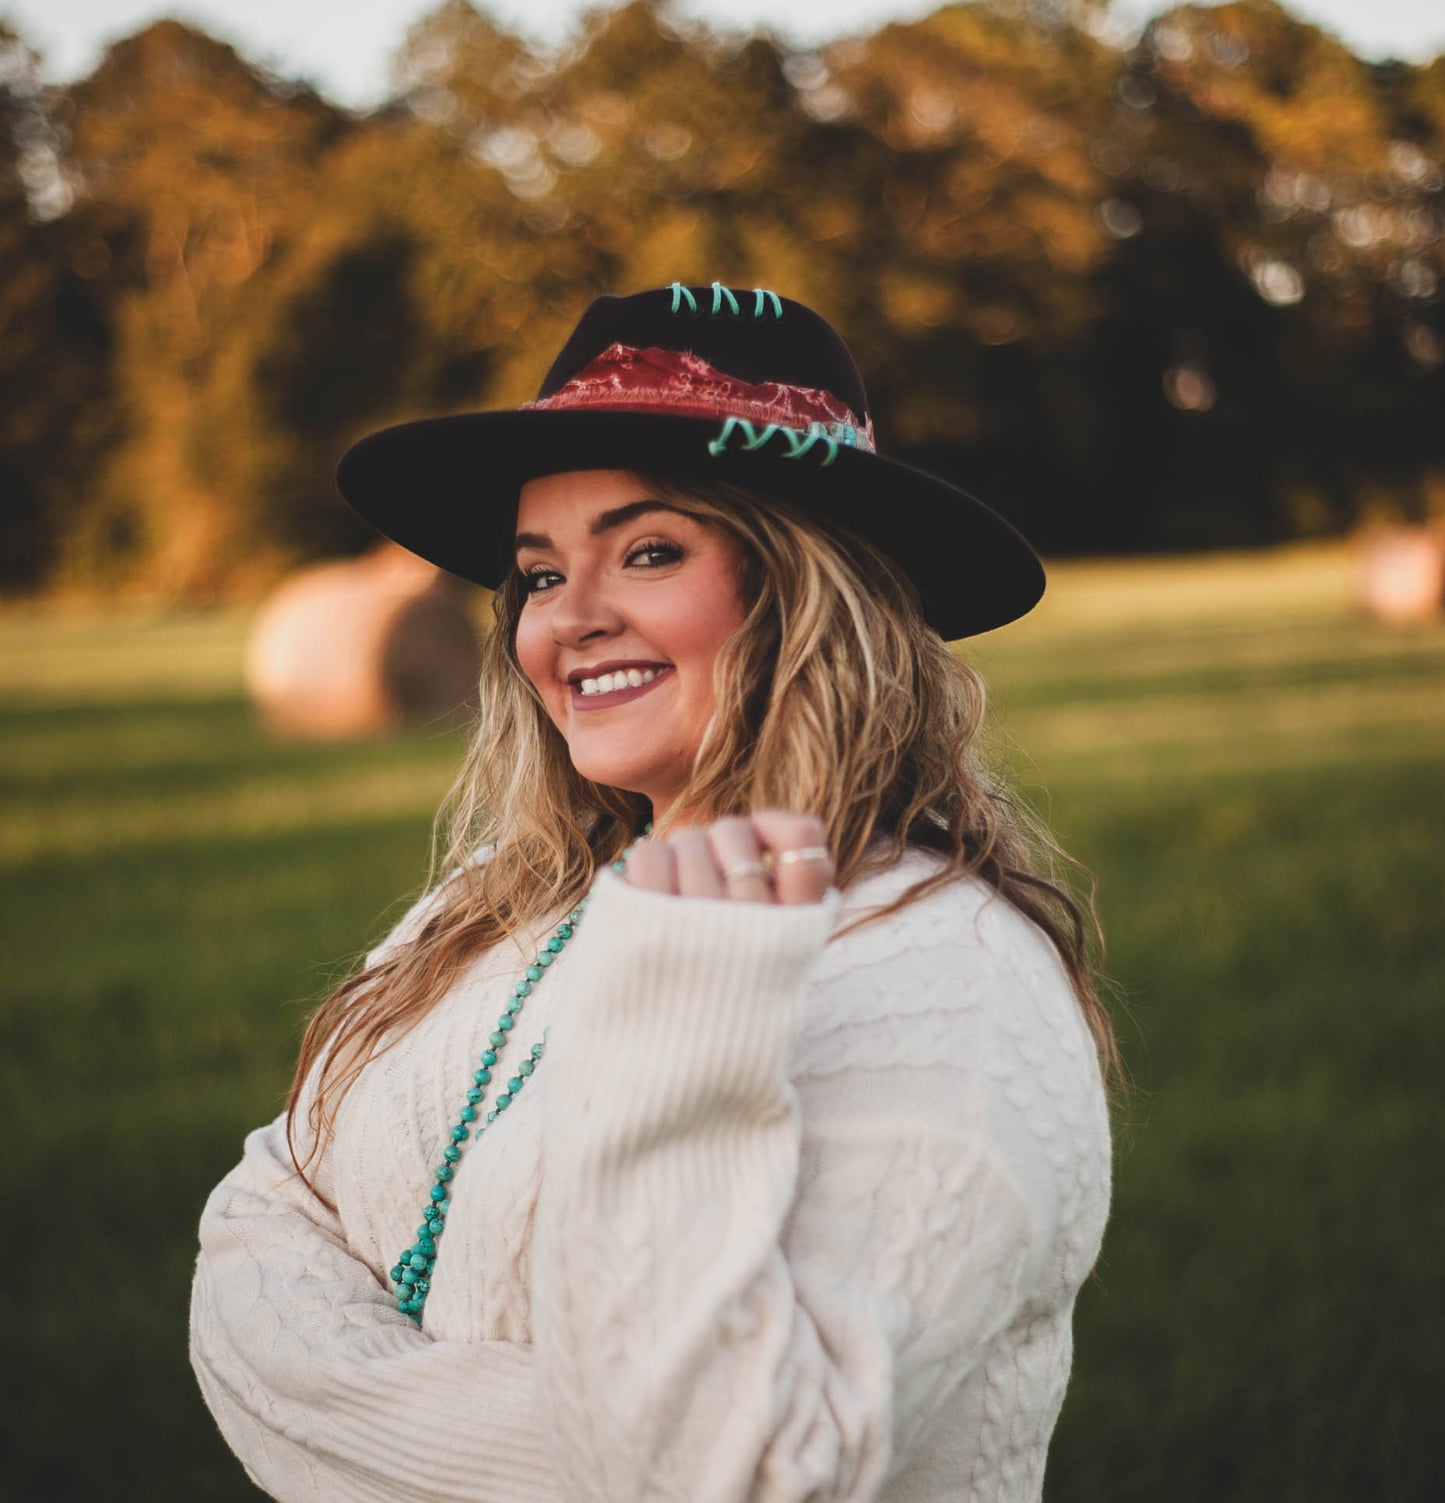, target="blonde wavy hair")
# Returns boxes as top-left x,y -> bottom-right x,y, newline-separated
288,473 -> 1119,1188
